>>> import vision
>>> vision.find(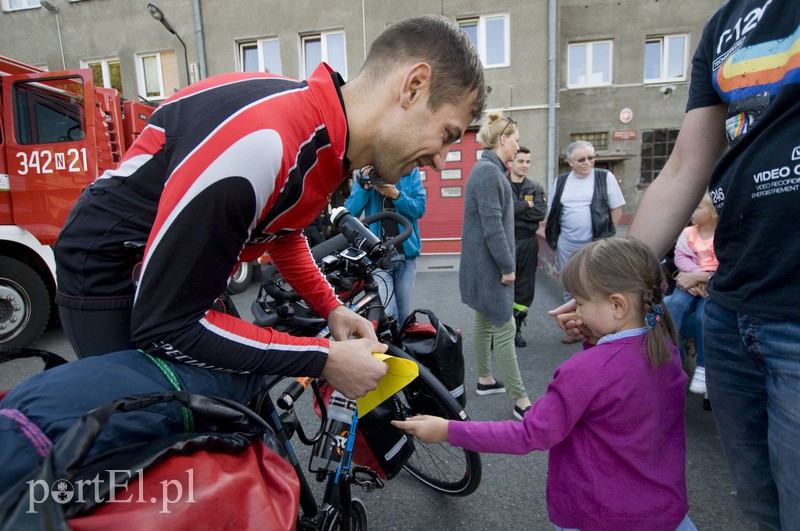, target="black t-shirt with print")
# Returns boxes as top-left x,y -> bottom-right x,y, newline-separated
687,0 -> 800,321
